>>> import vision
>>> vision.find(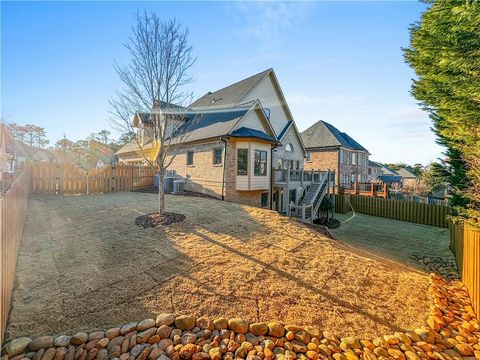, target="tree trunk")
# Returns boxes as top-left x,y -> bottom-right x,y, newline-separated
158,168 -> 165,216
